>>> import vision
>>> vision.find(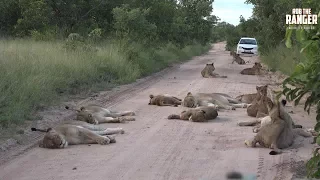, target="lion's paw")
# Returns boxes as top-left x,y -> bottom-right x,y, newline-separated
106,135 -> 116,143
97,137 -> 111,145
244,140 -> 252,147
231,106 -> 236,110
